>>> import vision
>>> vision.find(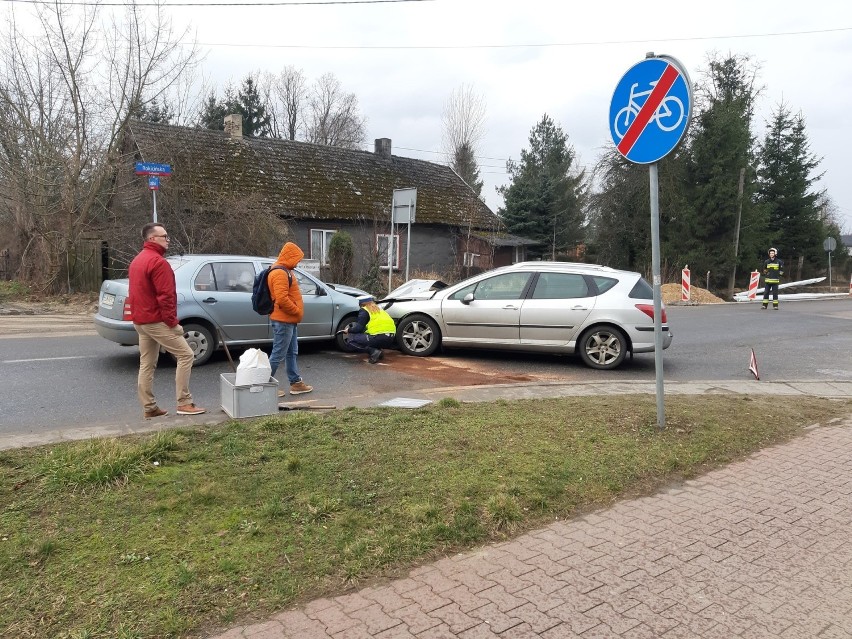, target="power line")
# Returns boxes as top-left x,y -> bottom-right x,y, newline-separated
395,145 -> 509,162
189,26 -> 852,48
0,0 -> 430,5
